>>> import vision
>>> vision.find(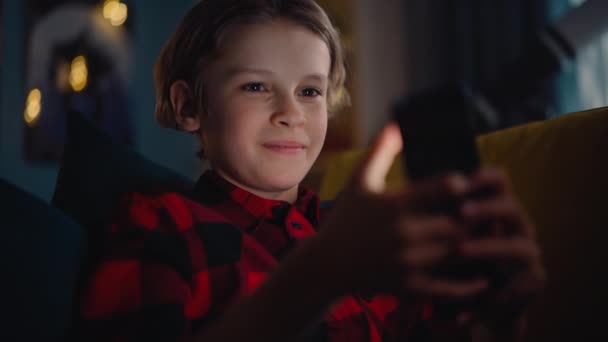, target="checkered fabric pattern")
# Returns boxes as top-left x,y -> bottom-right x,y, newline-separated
75,170 -> 432,341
